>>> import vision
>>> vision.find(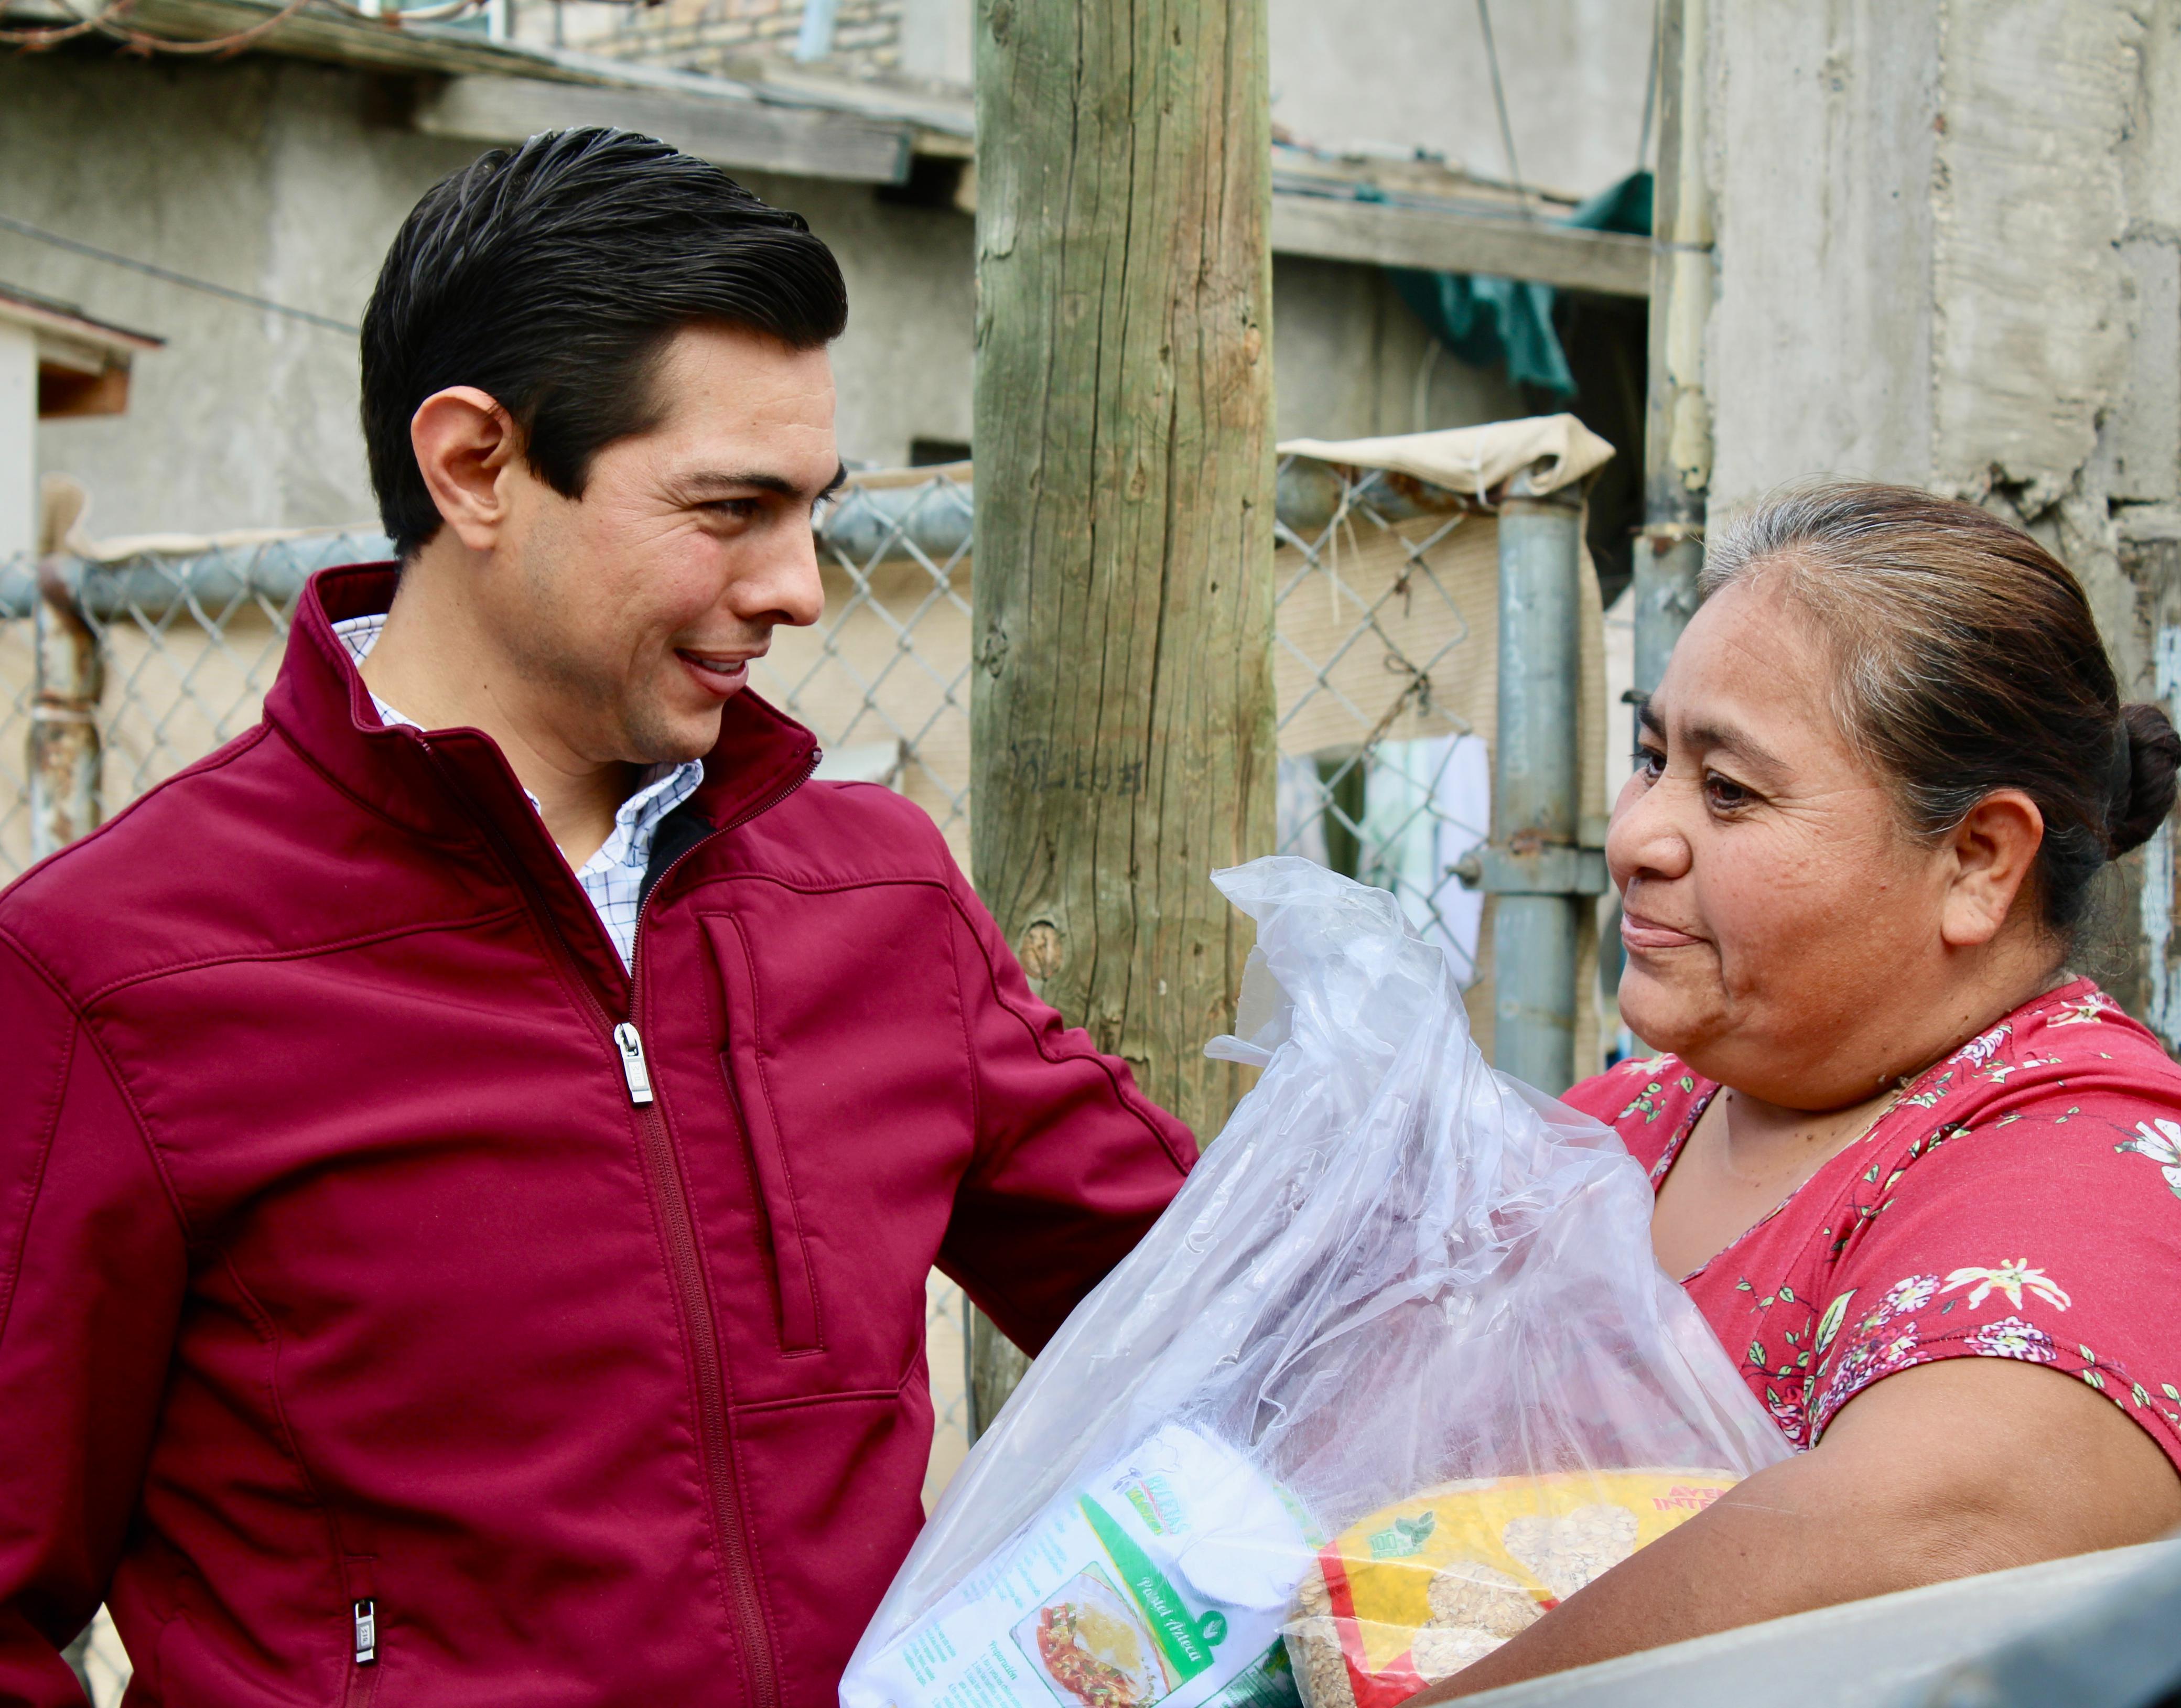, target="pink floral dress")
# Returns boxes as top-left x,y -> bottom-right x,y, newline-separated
1562,979 -> 2181,1468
